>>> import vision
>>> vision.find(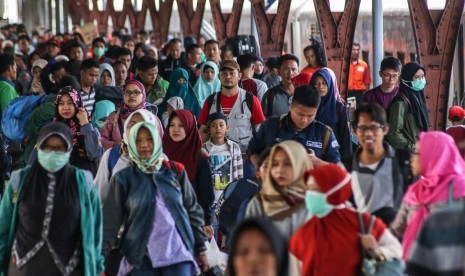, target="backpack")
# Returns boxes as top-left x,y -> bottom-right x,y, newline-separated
2,94 -> 47,143
206,91 -> 253,116
107,144 -> 122,177
218,178 -> 260,235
